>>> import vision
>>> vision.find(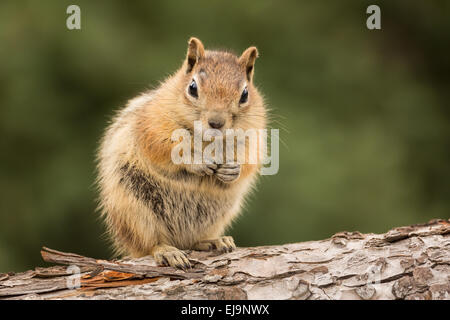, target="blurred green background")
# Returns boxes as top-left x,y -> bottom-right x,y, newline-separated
0,1 -> 449,273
